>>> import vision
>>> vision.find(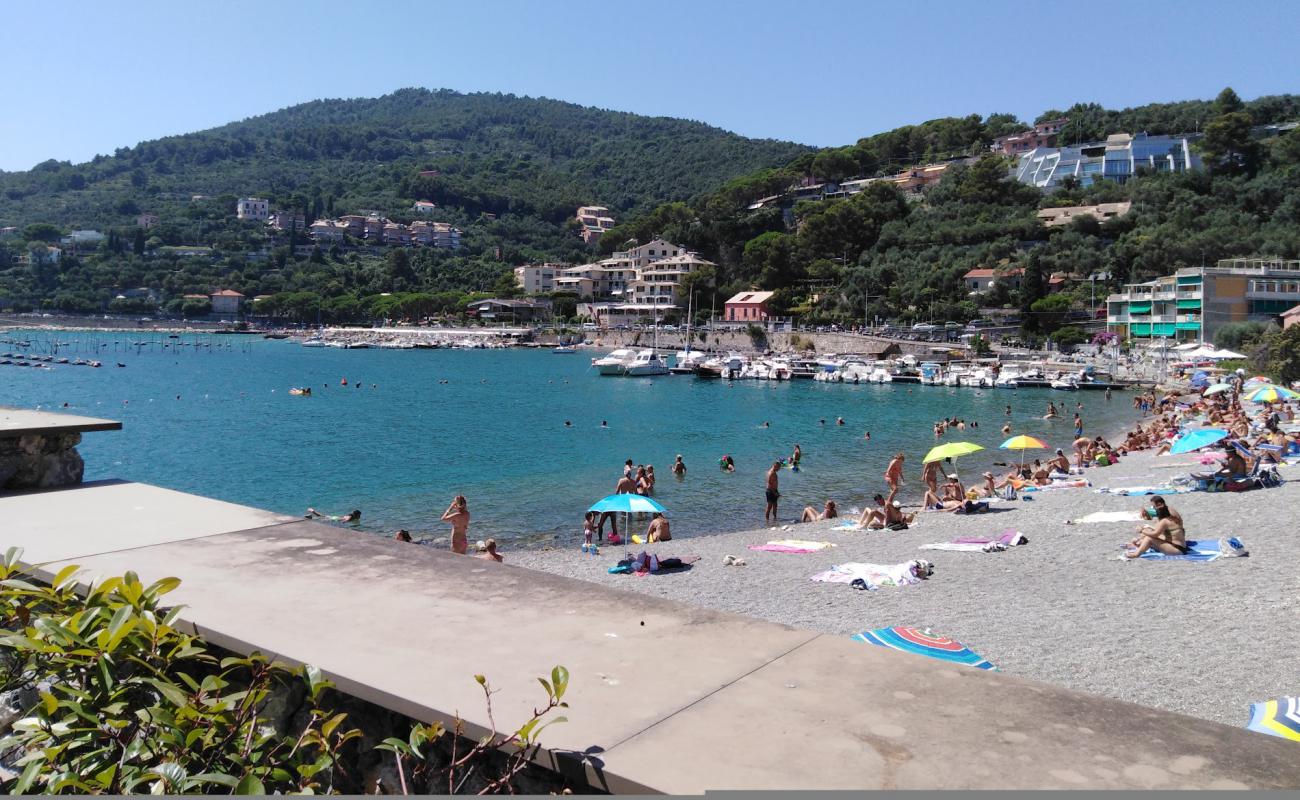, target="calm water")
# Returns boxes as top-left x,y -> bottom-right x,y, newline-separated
1,331 -> 1139,545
